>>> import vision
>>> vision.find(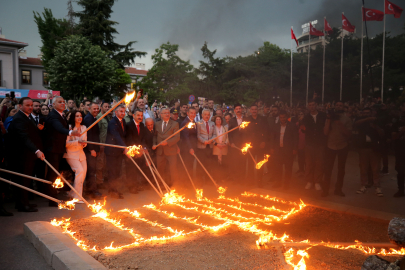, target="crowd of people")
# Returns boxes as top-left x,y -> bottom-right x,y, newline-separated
0,91 -> 404,217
